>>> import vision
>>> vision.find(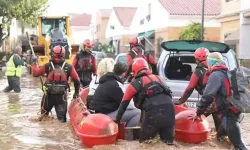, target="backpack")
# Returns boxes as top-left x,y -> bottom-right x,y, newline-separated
45,62 -> 68,95
227,68 -> 250,113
